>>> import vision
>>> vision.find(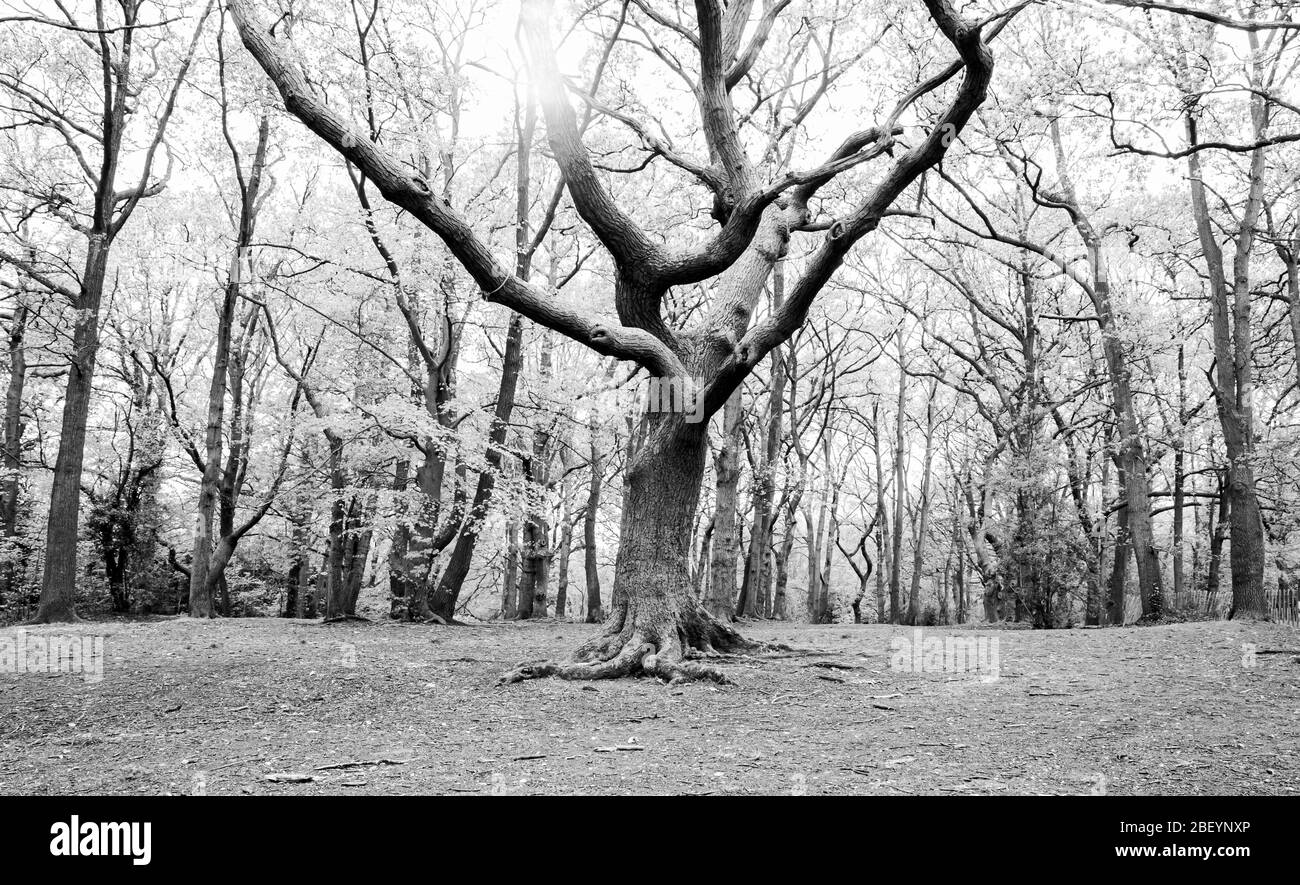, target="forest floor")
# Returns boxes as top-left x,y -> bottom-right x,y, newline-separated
1,616 -> 1297,795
